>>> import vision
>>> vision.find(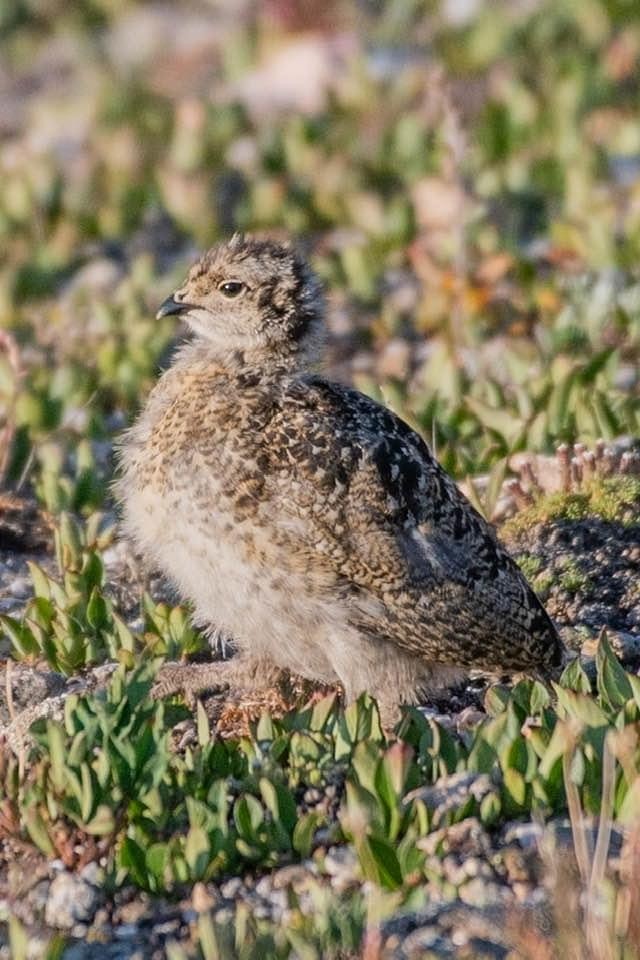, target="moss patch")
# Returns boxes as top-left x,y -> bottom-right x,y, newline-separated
515,554 -> 542,581
502,477 -> 640,538
556,557 -> 591,595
